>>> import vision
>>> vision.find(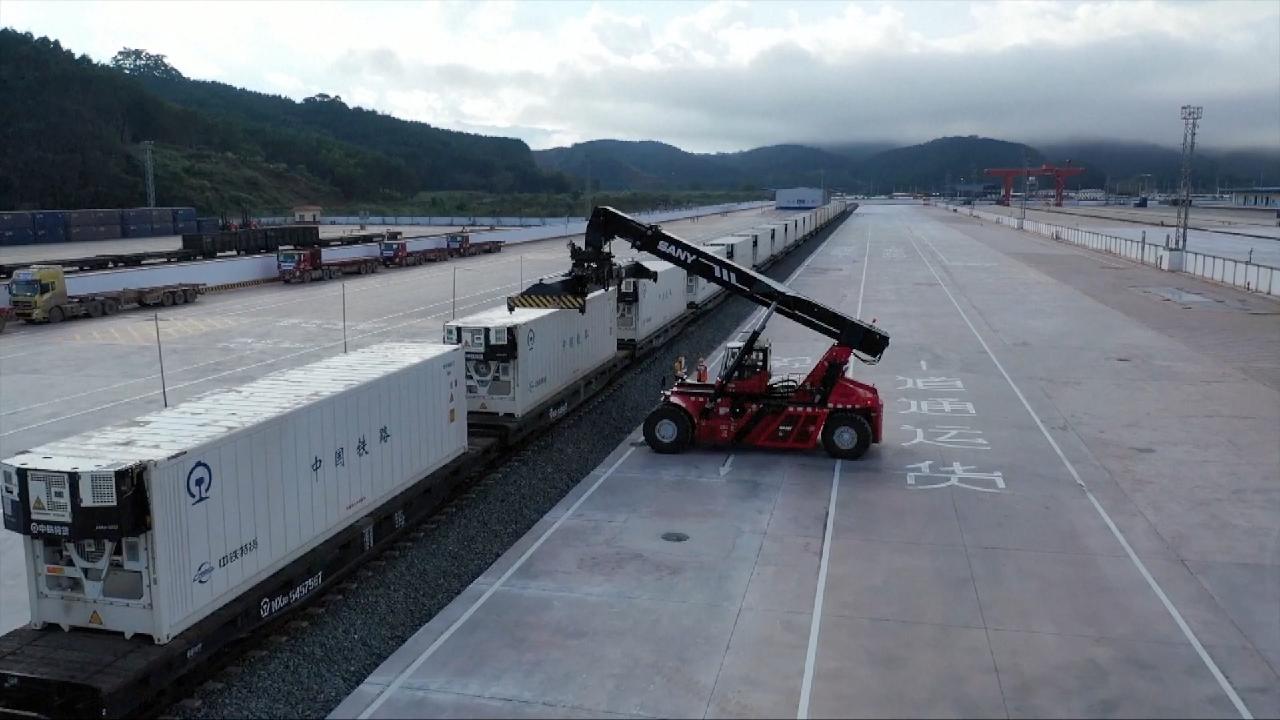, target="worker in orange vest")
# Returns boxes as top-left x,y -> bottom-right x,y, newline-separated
695,357 -> 709,383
